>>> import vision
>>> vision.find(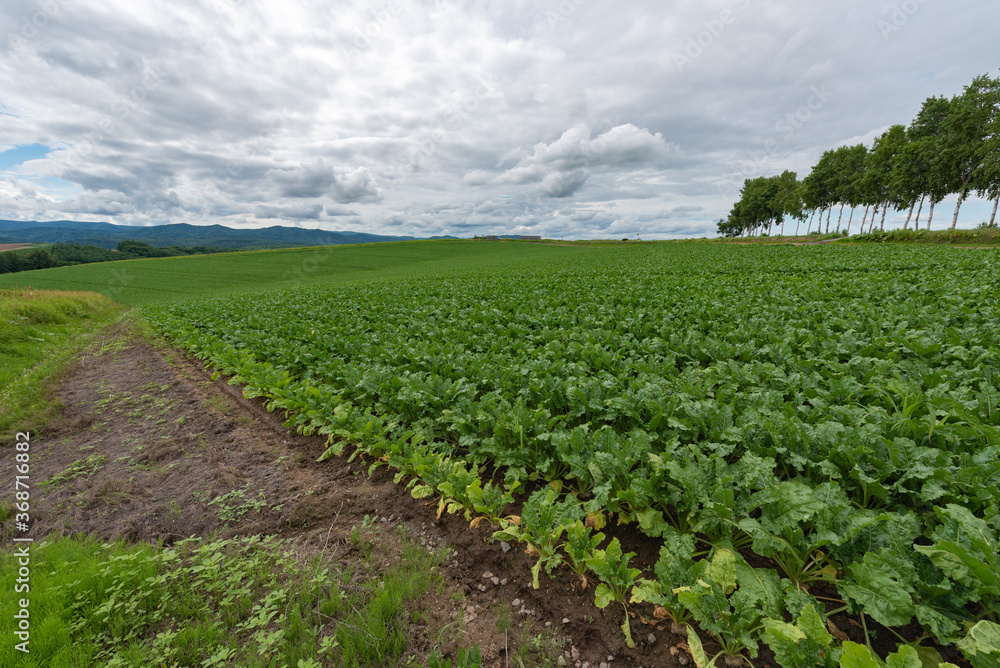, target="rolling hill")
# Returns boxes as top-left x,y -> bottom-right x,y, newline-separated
0,220 -> 452,249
